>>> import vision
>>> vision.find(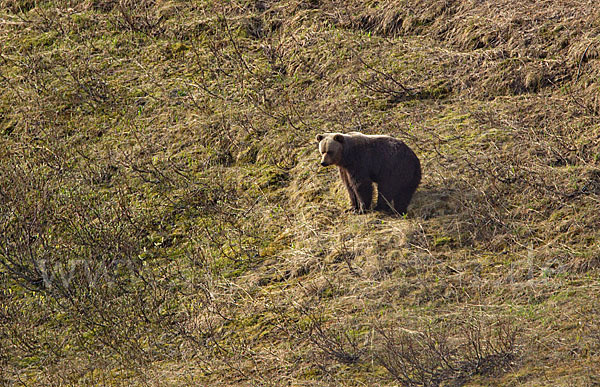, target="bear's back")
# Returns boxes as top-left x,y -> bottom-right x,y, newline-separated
345,132 -> 406,153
